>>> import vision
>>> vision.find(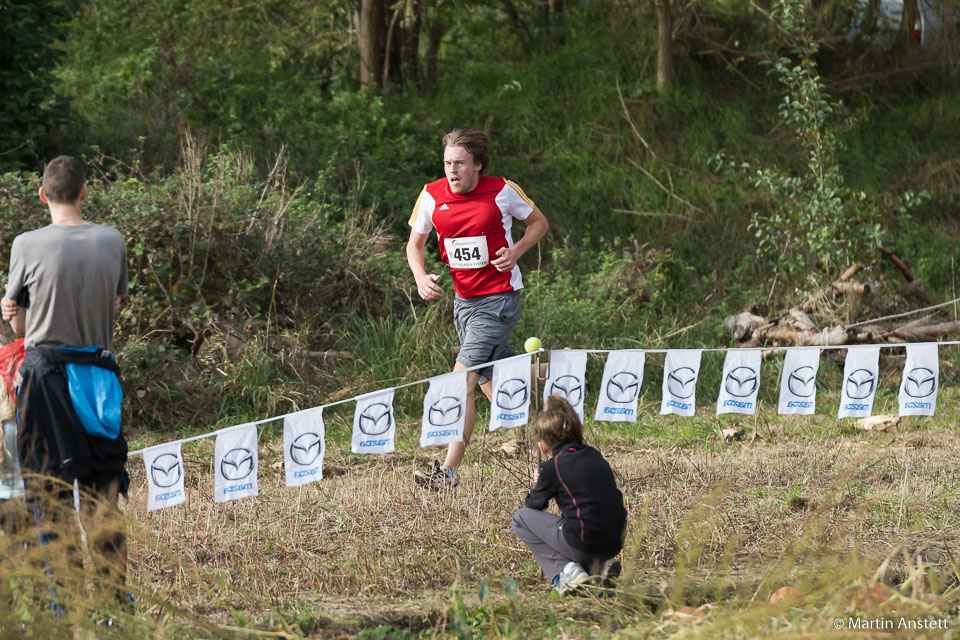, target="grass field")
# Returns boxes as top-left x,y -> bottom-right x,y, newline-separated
6,384 -> 957,638
3,352 -> 960,639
